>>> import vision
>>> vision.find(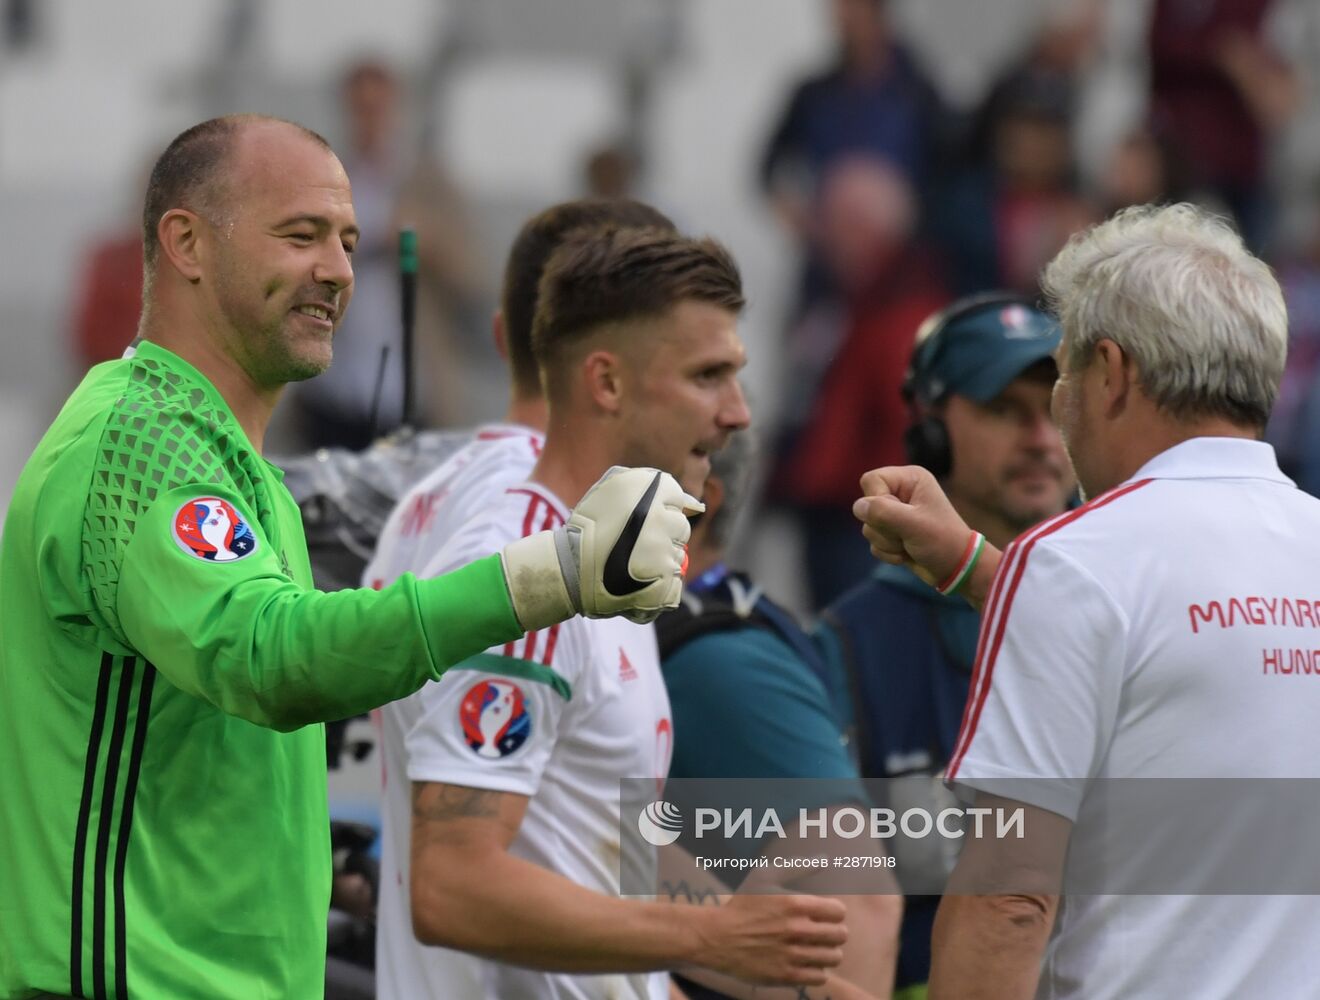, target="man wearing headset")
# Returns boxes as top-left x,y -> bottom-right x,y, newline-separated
813,293 -> 1074,998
